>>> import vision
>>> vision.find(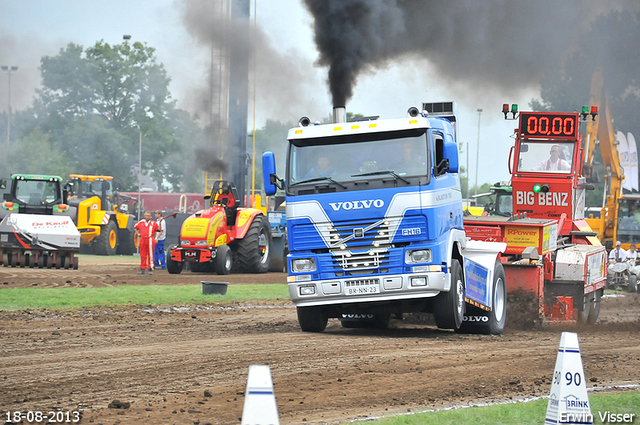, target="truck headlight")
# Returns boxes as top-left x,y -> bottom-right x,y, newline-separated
411,277 -> 428,287
291,258 -> 316,273
406,249 -> 432,264
181,240 -> 191,246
